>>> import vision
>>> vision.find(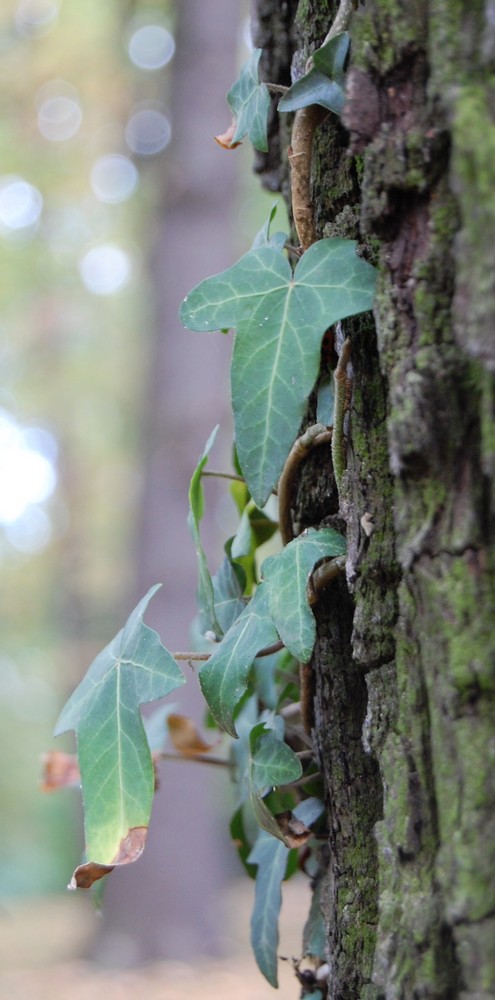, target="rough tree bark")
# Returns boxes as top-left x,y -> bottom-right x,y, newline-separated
254,1 -> 495,998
